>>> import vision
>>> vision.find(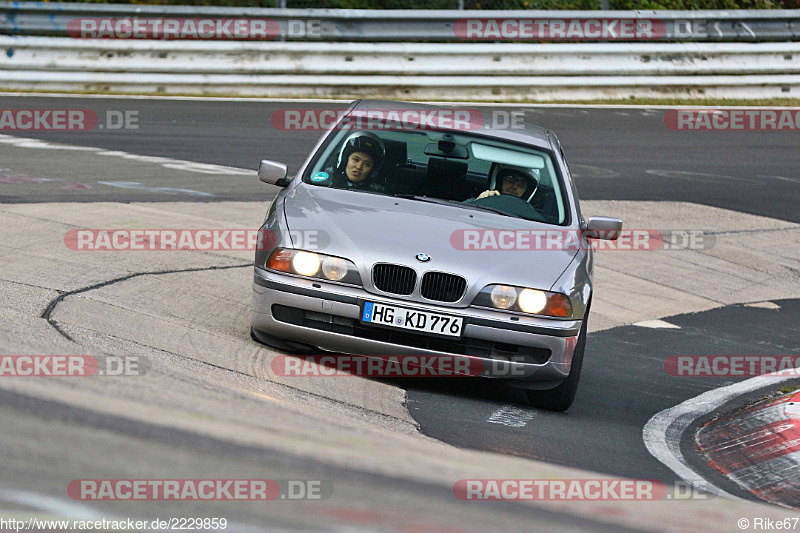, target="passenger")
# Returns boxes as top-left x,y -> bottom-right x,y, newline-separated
330,132 -> 387,193
475,165 -> 538,201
